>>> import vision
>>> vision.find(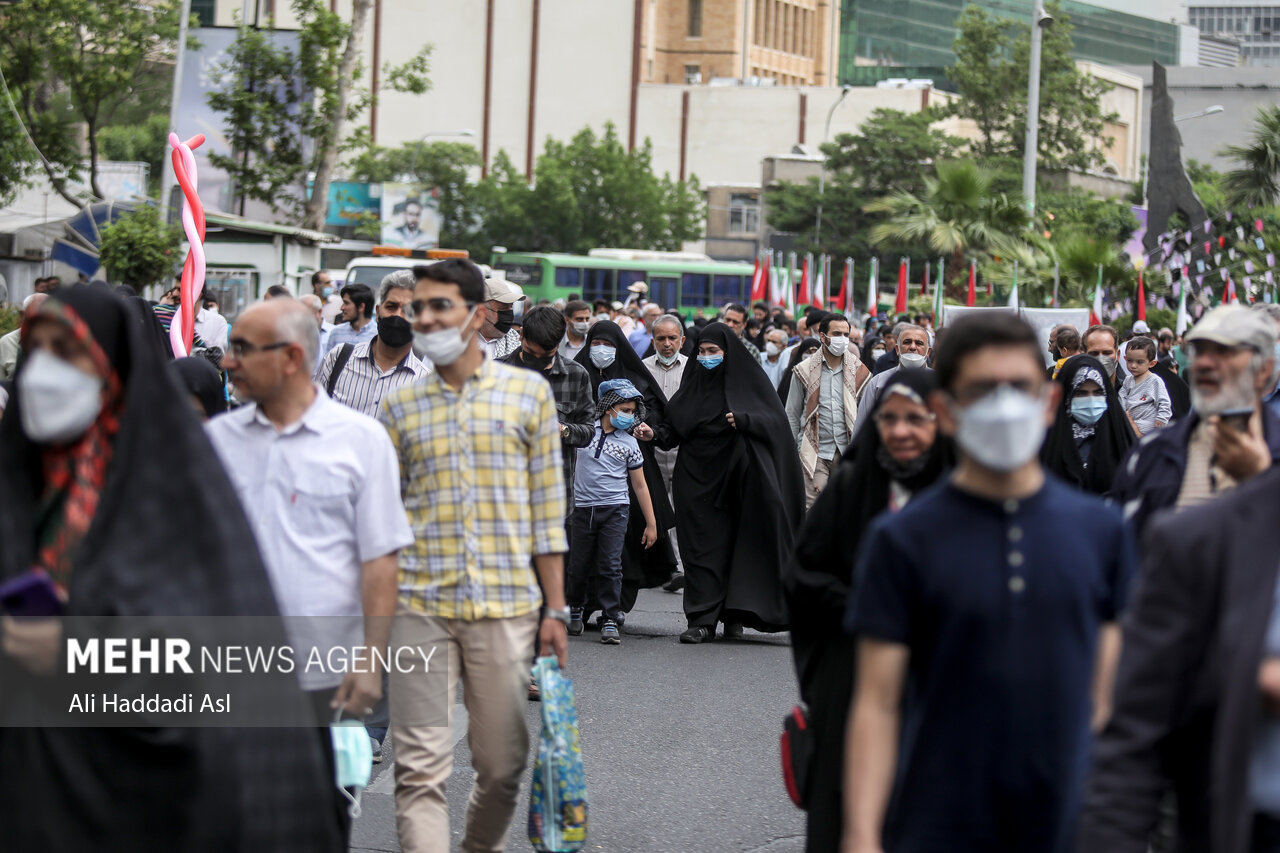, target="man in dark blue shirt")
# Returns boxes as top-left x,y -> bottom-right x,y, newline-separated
842,312 -> 1136,853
